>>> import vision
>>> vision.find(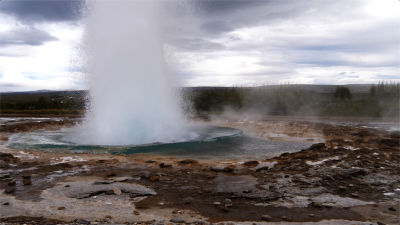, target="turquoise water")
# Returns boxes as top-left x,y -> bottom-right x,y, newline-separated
7,126 -> 311,159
